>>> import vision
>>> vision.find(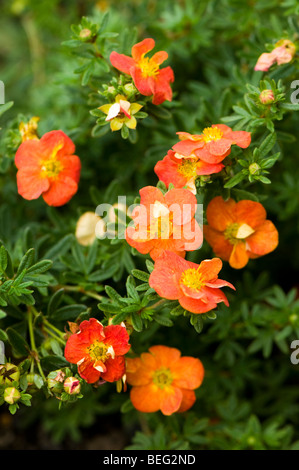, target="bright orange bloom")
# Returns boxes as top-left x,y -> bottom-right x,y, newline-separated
15,130 -> 81,207
110,38 -> 174,105
203,196 -> 279,269
172,124 -> 251,164
126,345 -> 204,415
254,40 -> 296,72
154,150 -> 224,194
125,186 -> 203,261
64,318 -> 131,384
149,250 -> 235,314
